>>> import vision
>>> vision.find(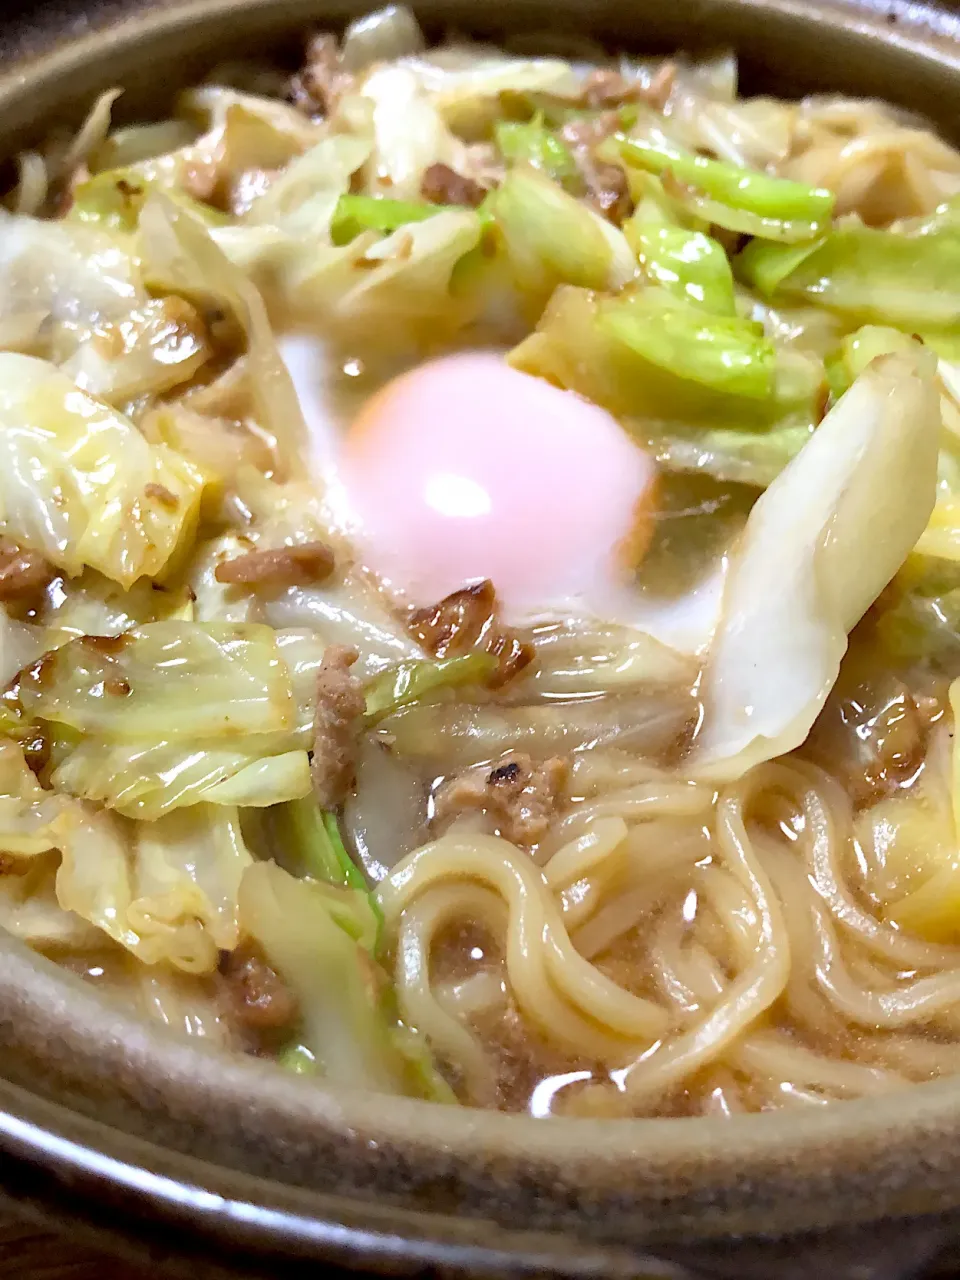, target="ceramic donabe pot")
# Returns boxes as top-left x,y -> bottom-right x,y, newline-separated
2,3 -> 960,1277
